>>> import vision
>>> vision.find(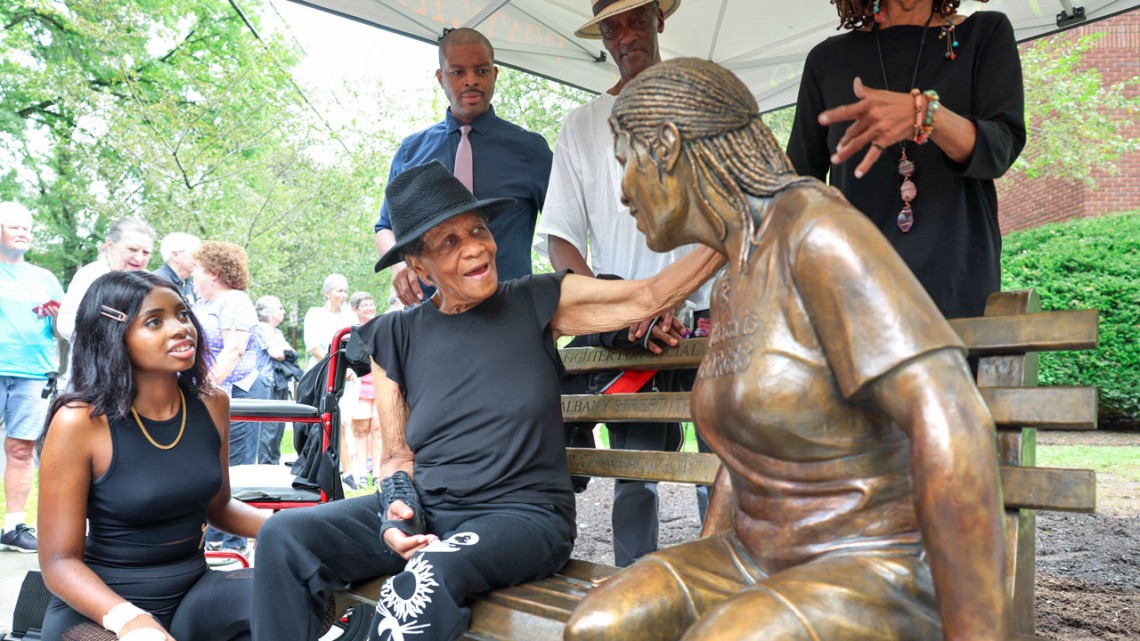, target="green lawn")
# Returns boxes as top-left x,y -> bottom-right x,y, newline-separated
1037,443 -> 1140,482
